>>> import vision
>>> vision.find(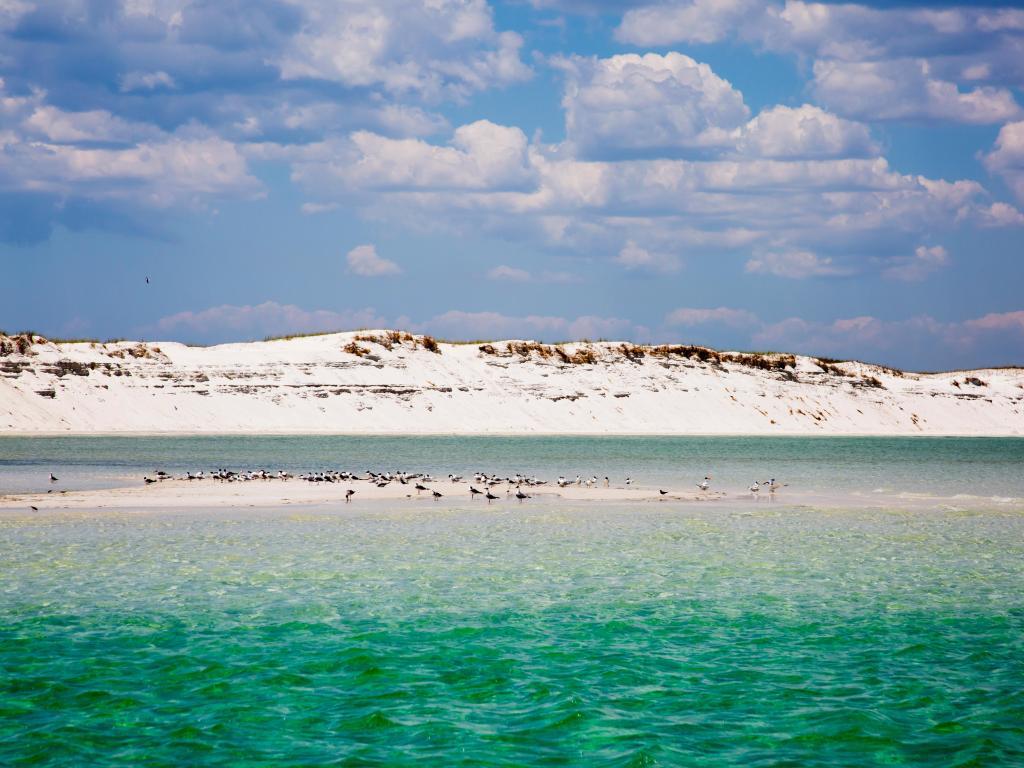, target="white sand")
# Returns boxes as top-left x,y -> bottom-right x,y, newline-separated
1,330 -> 1022,435
0,478 -> 724,510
